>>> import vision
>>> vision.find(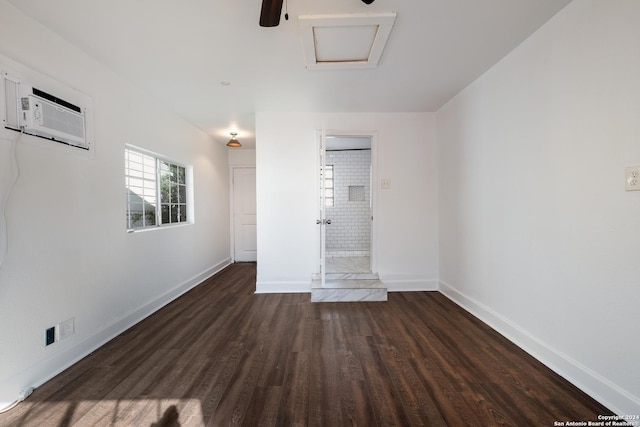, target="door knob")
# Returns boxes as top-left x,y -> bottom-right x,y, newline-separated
326,219 -> 331,225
